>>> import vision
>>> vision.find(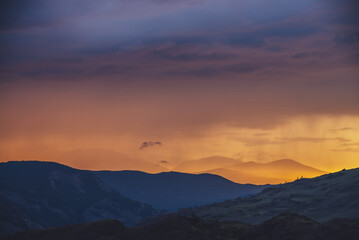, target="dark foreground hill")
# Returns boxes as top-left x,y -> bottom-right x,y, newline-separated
0,161 -> 156,236
93,170 -> 267,210
3,213 -> 359,240
179,167 -> 359,224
